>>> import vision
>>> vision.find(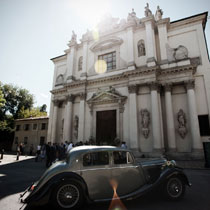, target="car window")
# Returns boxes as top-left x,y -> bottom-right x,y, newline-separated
113,151 -> 134,164
83,151 -> 109,167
